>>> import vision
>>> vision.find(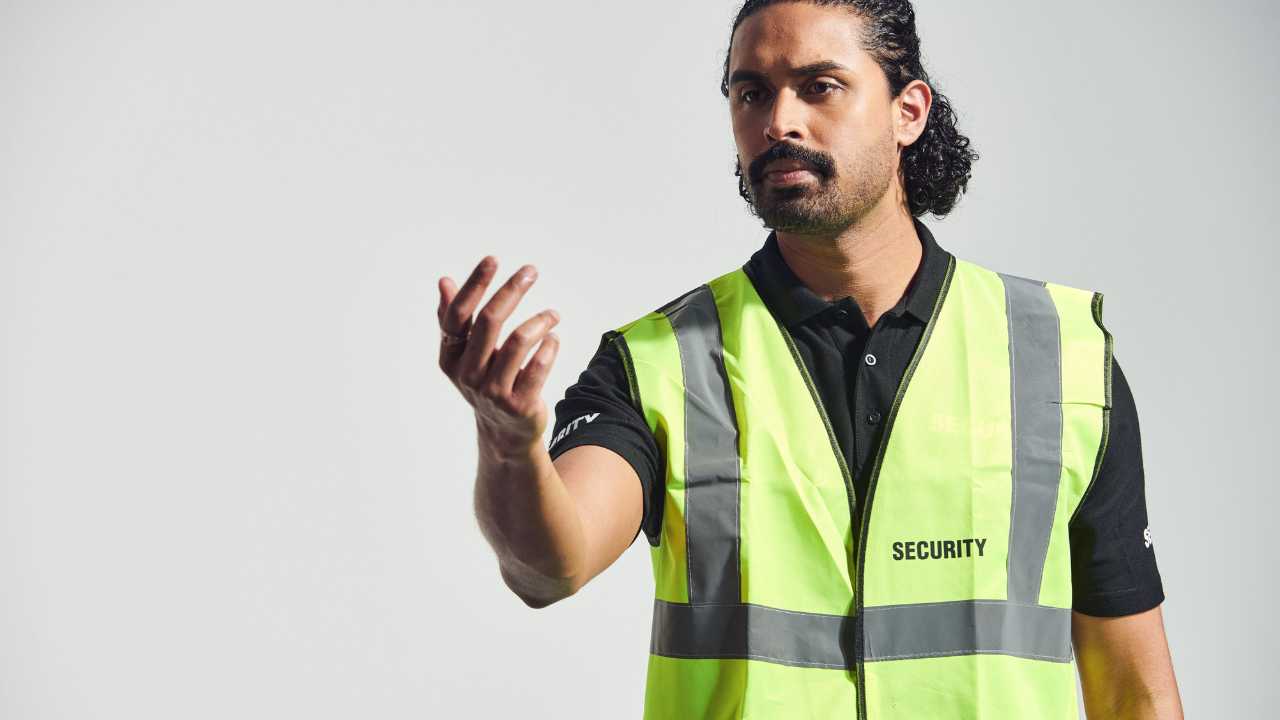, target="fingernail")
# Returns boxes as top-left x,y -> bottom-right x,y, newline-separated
548,309 -> 560,322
